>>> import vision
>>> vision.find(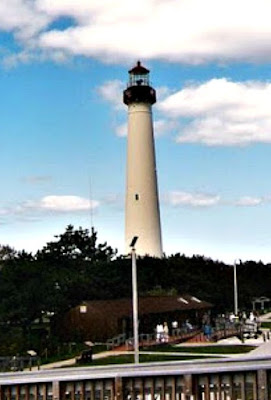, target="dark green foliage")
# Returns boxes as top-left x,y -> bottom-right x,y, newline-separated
0,226 -> 118,354
0,225 -> 271,355
0,245 -> 17,262
36,225 -> 116,263
135,255 -> 271,312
